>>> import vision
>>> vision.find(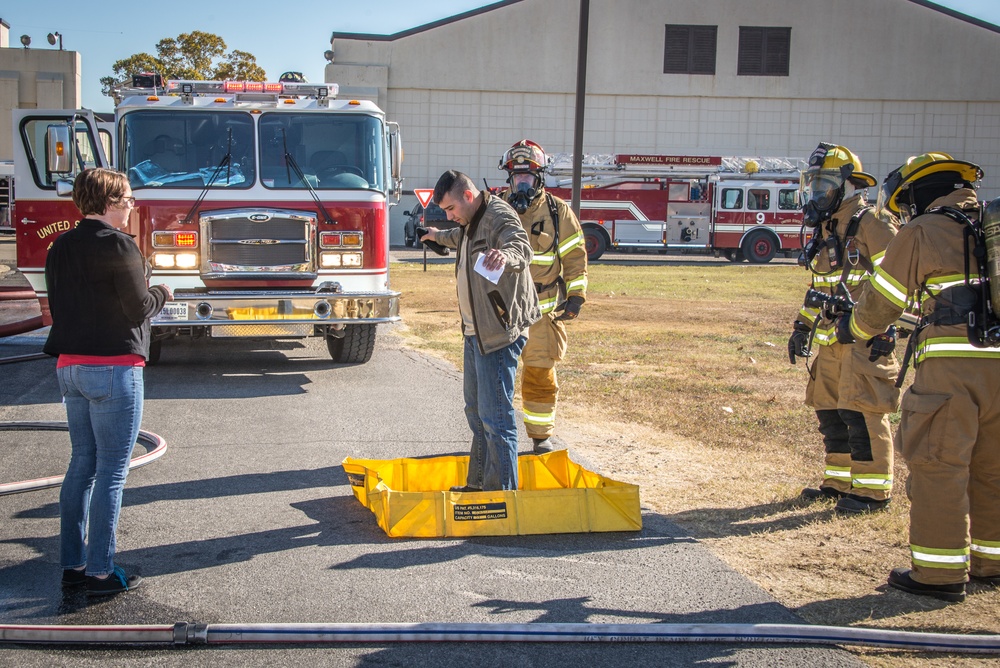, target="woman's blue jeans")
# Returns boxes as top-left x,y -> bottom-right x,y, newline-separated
463,335 -> 525,491
57,365 -> 144,577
